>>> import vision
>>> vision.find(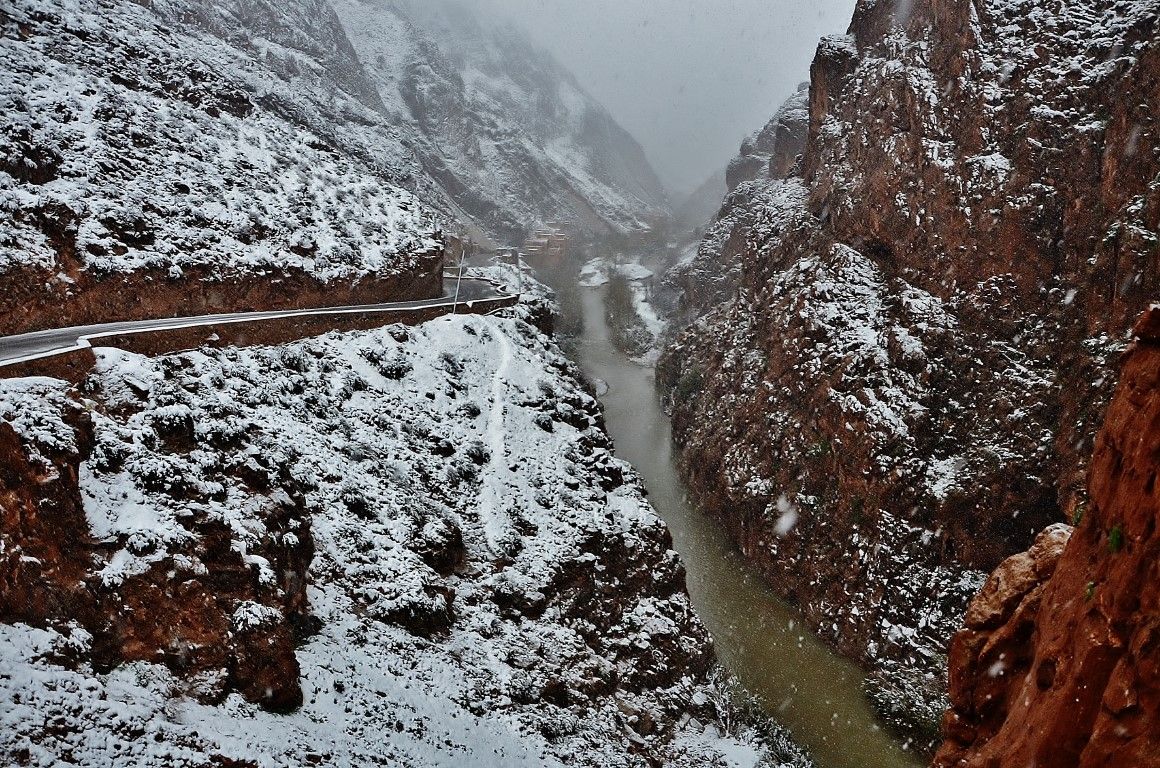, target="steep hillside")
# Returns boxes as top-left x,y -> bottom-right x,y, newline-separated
332,0 -> 671,244
674,170 -> 727,233
659,0 -> 1159,747
937,307 -> 1160,768
662,87 -> 810,325
0,0 -> 668,338
0,0 -> 446,335
0,278 -> 788,767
